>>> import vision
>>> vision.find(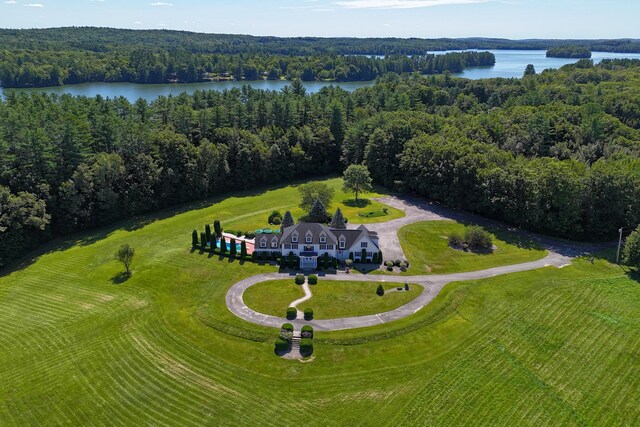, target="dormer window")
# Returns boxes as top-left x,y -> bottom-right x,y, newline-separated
271,240 -> 278,248
339,237 -> 346,250
319,234 -> 326,243
260,241 -> 267,248
292,233 -> 298,243
306,235 -> 312,243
